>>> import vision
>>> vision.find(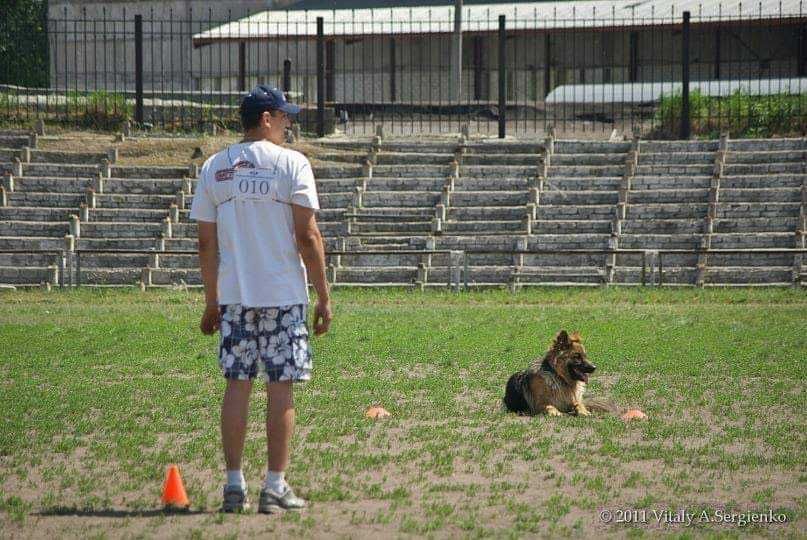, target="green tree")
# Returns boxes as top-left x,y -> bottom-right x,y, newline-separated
0,0 -> 49,87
